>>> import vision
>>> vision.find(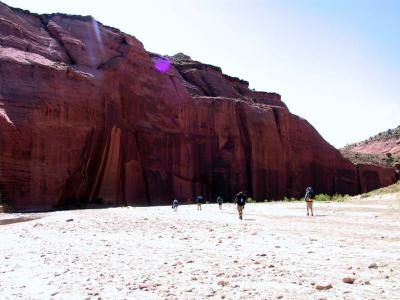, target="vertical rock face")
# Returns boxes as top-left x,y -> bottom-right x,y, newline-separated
356,164 -> 396,193
0,3 -> 396,211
